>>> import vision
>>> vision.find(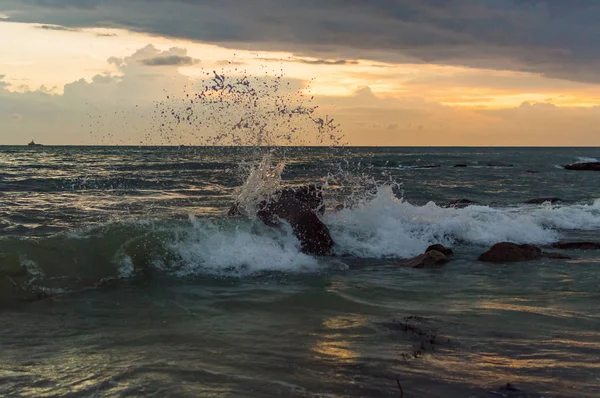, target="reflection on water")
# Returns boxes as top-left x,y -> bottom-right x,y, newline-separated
311,315 -> 367,365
